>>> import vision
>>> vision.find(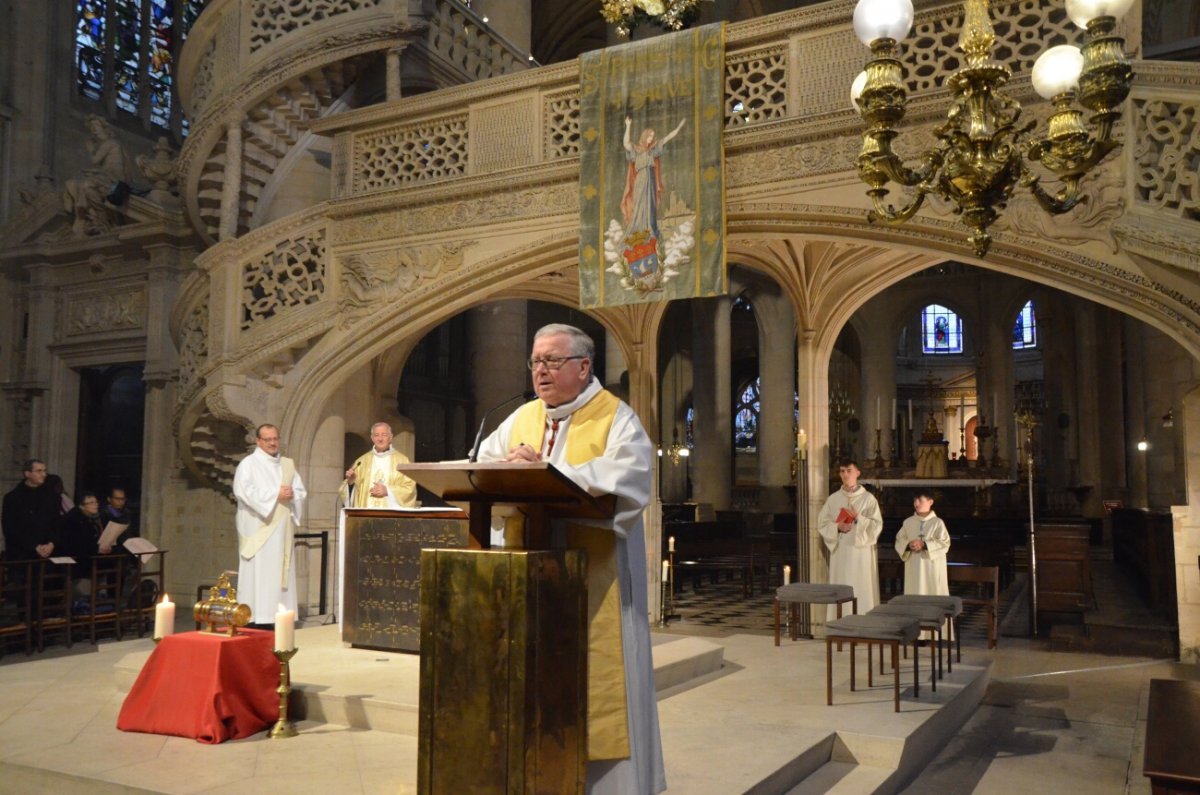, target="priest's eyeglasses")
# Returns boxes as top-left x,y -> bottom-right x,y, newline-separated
527,355 -> 585,371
